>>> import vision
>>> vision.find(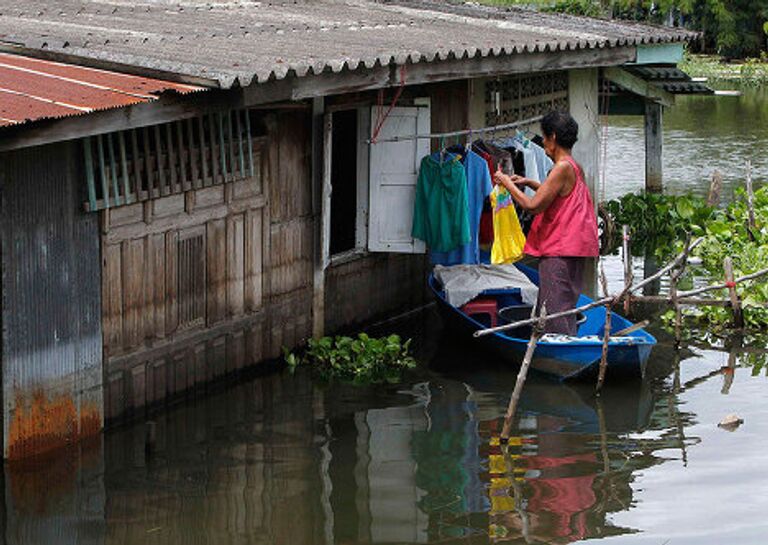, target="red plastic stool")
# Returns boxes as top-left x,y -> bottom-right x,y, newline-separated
461,298 -> 498,328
